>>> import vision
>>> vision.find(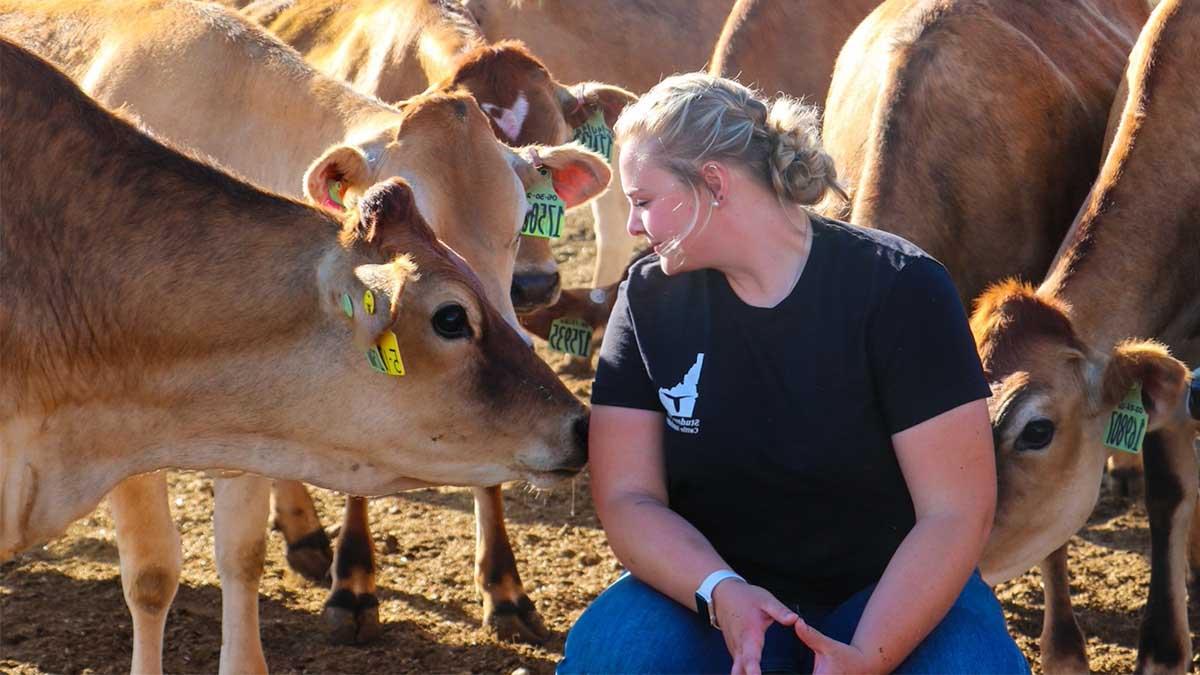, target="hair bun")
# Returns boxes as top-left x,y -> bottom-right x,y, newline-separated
765,97 -> 847,205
